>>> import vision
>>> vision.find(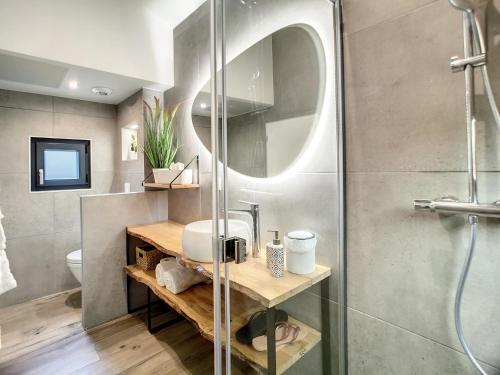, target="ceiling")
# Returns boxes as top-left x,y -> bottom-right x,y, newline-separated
144,0 -> 207,28
0,0 -> 206,105
0,51 -> 168,104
